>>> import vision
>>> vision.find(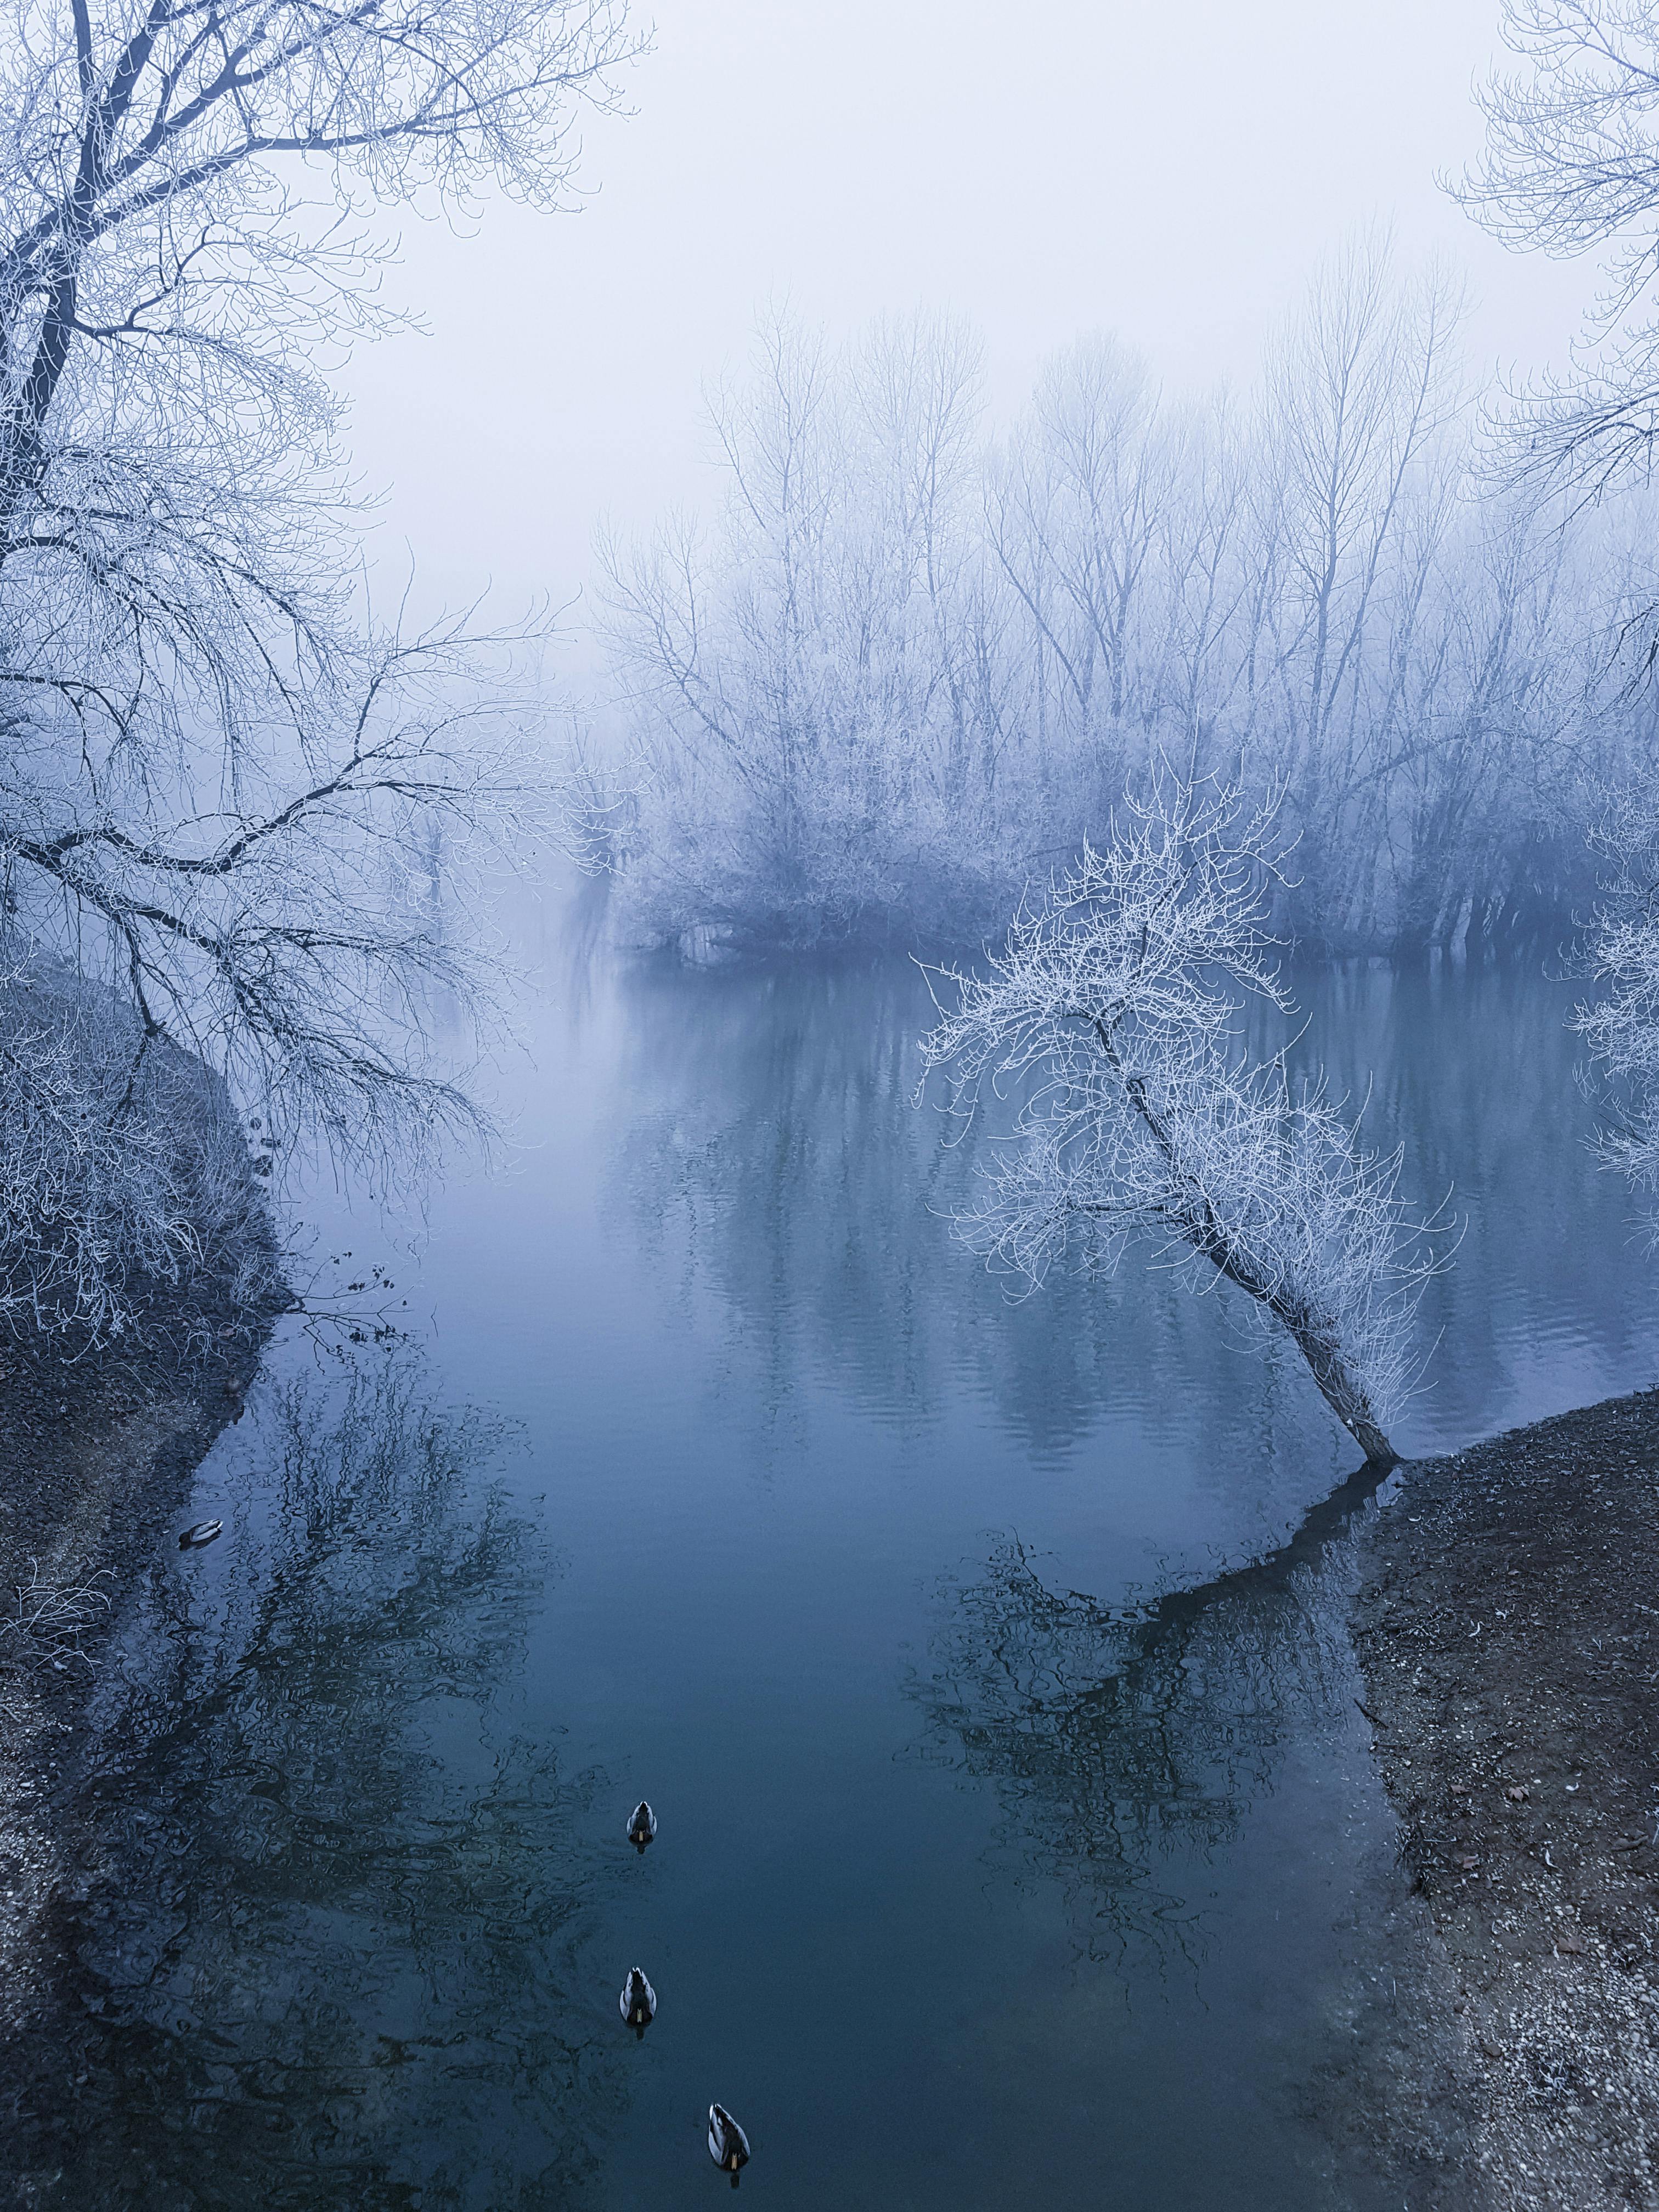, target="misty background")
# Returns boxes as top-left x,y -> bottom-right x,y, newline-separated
340,0 -> 1595,638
